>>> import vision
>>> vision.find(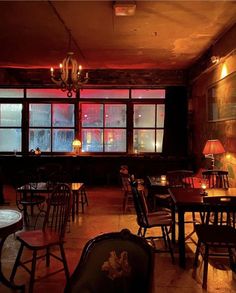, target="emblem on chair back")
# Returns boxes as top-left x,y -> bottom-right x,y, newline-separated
64,229 -> 154,293
102,250 -> 131,280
